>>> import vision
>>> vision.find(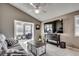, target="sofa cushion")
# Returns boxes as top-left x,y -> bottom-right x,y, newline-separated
6,39 -> 18,47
